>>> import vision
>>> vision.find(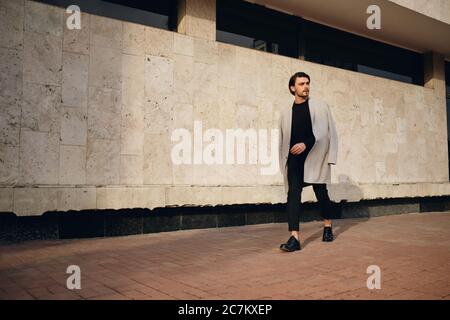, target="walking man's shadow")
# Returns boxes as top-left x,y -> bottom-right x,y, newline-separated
301,175 -> 369,248
301,217 -> 369,248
